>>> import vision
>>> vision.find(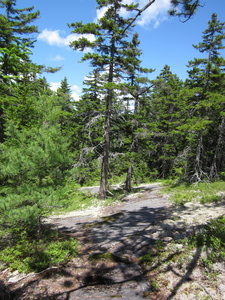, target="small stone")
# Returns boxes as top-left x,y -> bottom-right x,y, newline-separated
163,236 -> 173,242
